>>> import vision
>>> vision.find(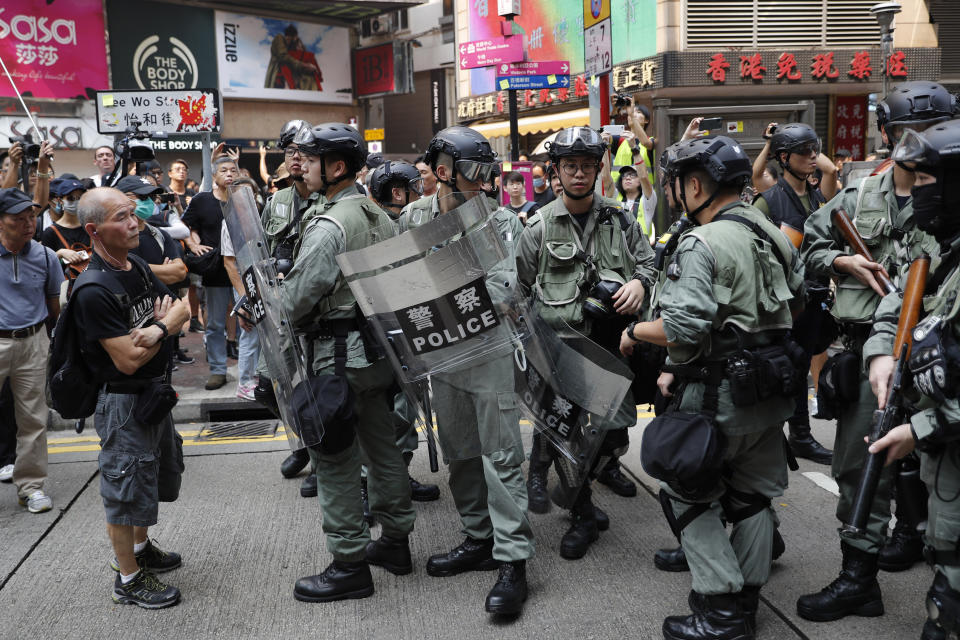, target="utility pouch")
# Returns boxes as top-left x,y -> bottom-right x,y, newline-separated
133,381 -> 179,425
815,350 -> 861,420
